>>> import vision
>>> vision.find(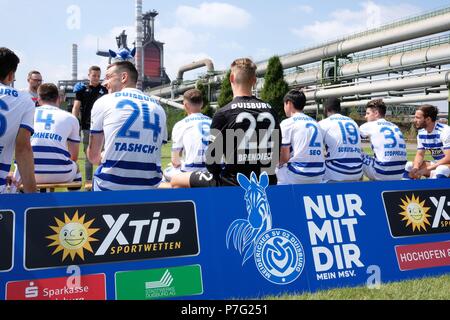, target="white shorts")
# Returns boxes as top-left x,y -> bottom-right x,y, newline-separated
277,166 -> 323,185
163,163 -> 207,182
13,161 -> 79,185
362,154 -> 405,181
323,161 -> 363,183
